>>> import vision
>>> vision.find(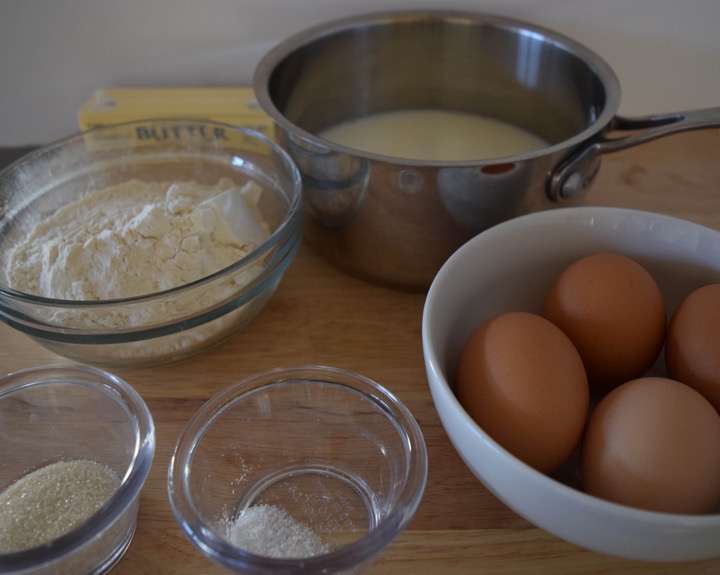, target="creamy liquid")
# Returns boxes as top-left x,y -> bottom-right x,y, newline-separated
319,109 -> 547,162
